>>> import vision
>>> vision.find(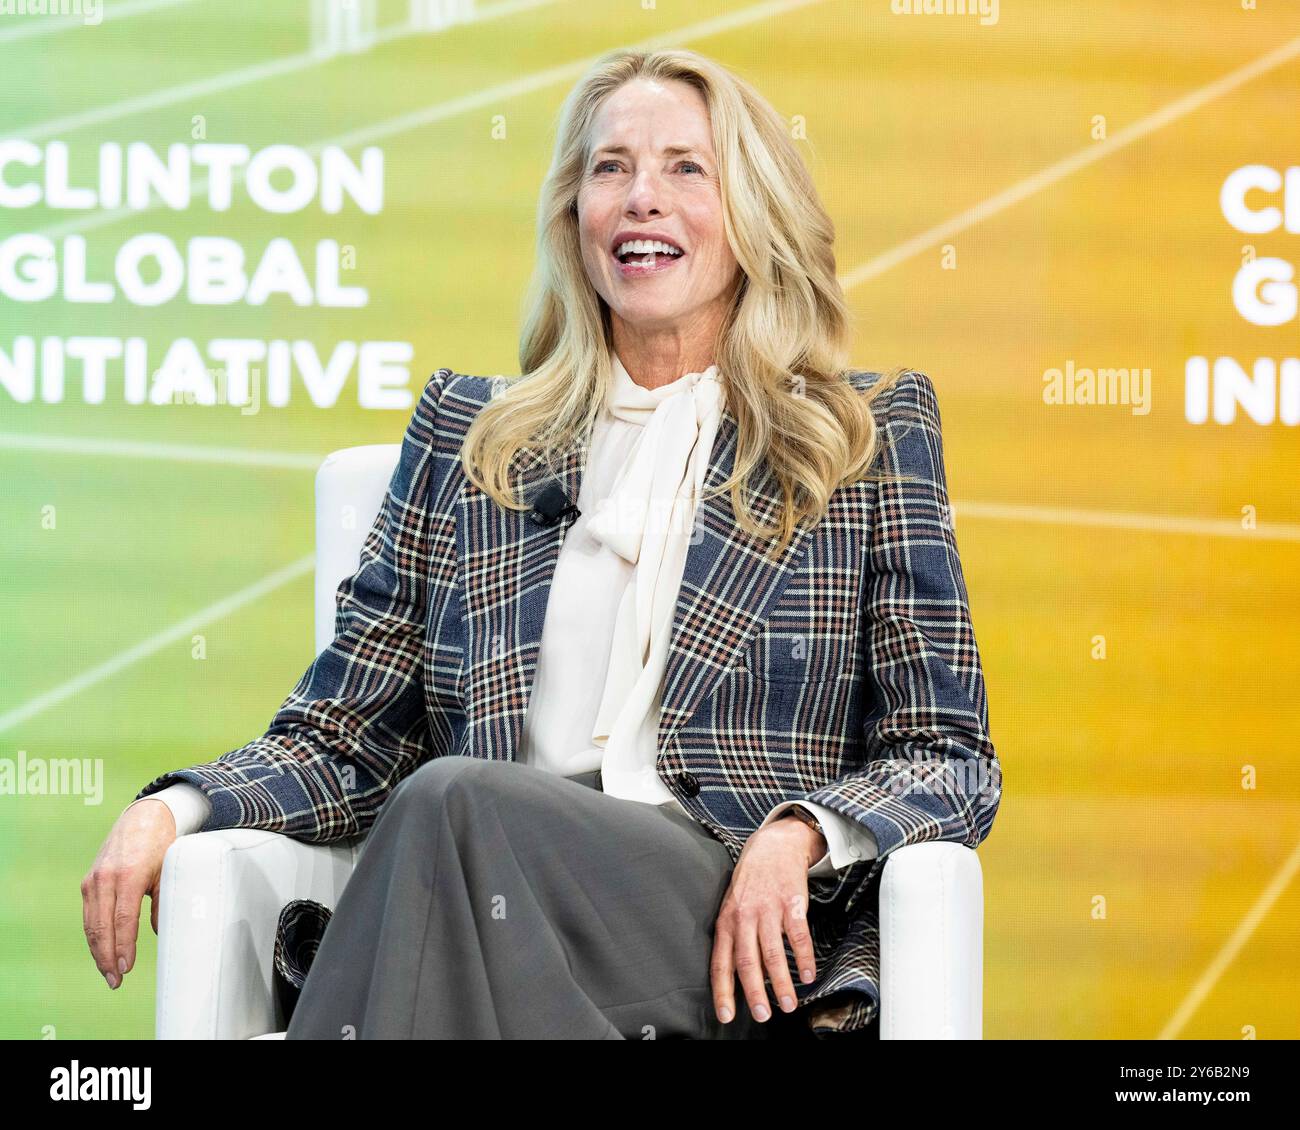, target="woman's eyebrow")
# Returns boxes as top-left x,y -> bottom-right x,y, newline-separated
591,144 -> 710,159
